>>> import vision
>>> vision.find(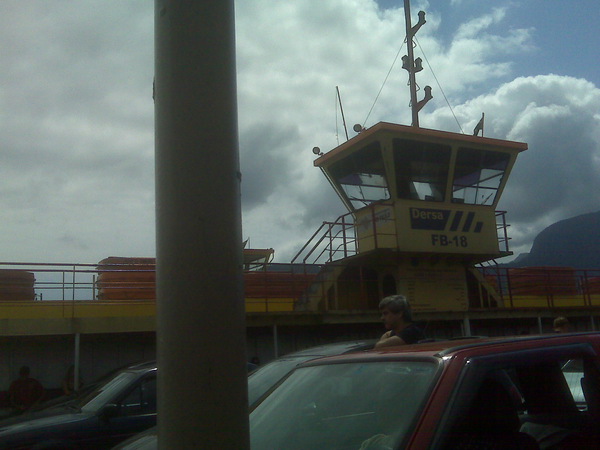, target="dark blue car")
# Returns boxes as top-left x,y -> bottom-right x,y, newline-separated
0,362 -> 157,449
